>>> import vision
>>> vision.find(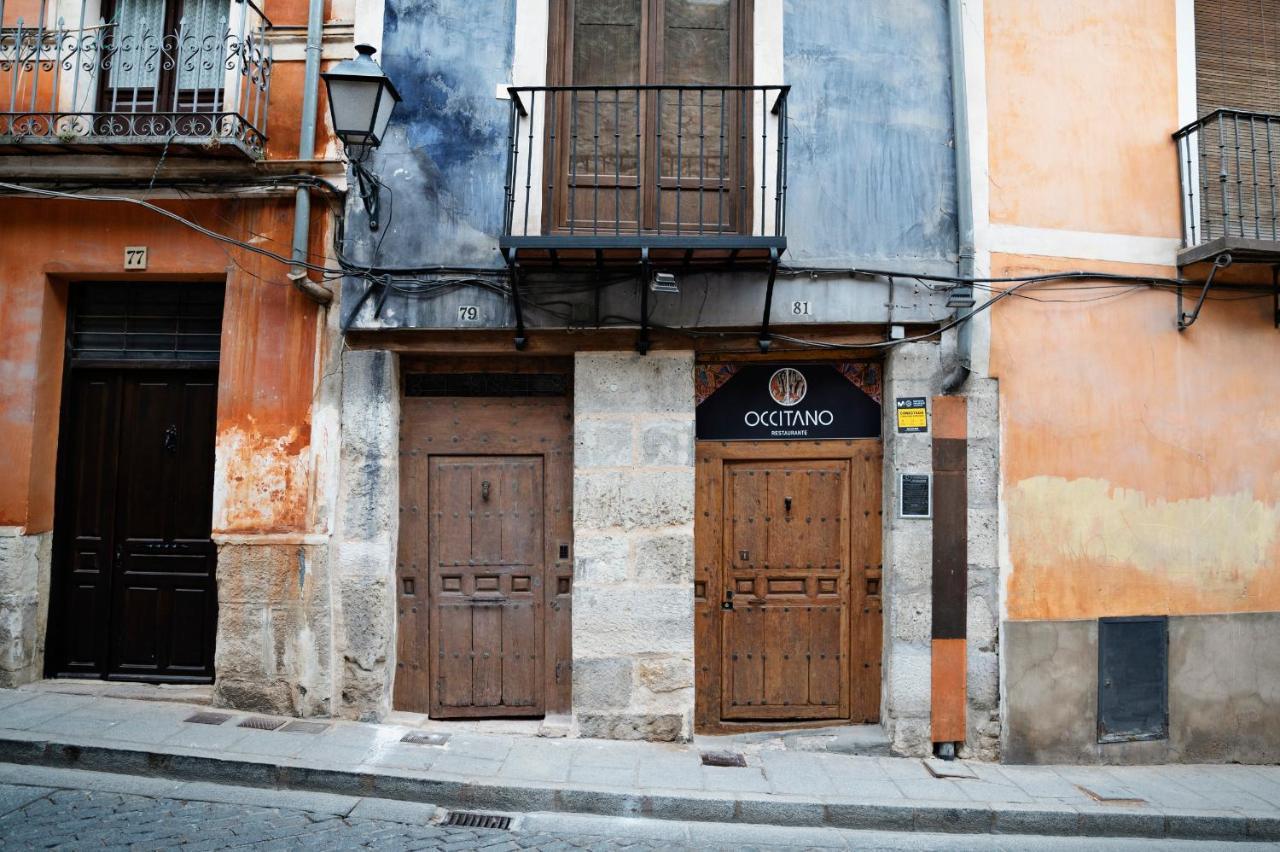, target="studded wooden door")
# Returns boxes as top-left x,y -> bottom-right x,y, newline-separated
396,378 -> 574,720
428,456 -> 545,717
719,460 -> 849,719
695,441 -> 882,731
